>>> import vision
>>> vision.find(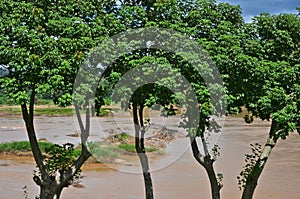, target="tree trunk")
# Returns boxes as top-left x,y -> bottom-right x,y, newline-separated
133,102 -> 154,199
242,121 -> 278,199
21,90 -> 91,199
204,162 -> 221,199
190,136 -> 221,199
21,89 -> 47,177
40,186 -> 63,199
